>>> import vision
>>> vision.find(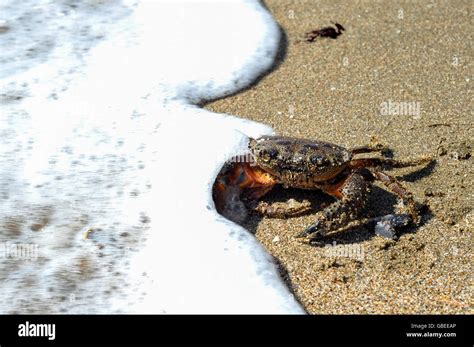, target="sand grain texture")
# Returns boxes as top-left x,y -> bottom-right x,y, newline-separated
206,0 -> 473,314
